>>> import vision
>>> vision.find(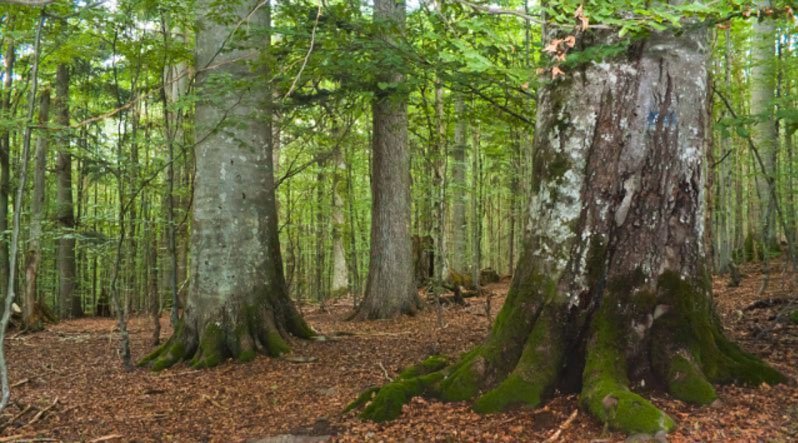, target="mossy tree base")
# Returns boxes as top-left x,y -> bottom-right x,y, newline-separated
348,270 -> 786,434
139,301 -> 313,370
